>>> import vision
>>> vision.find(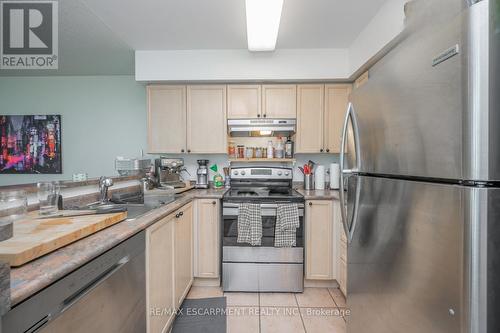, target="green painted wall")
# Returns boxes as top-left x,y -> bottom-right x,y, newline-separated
0,76 -> 147,186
